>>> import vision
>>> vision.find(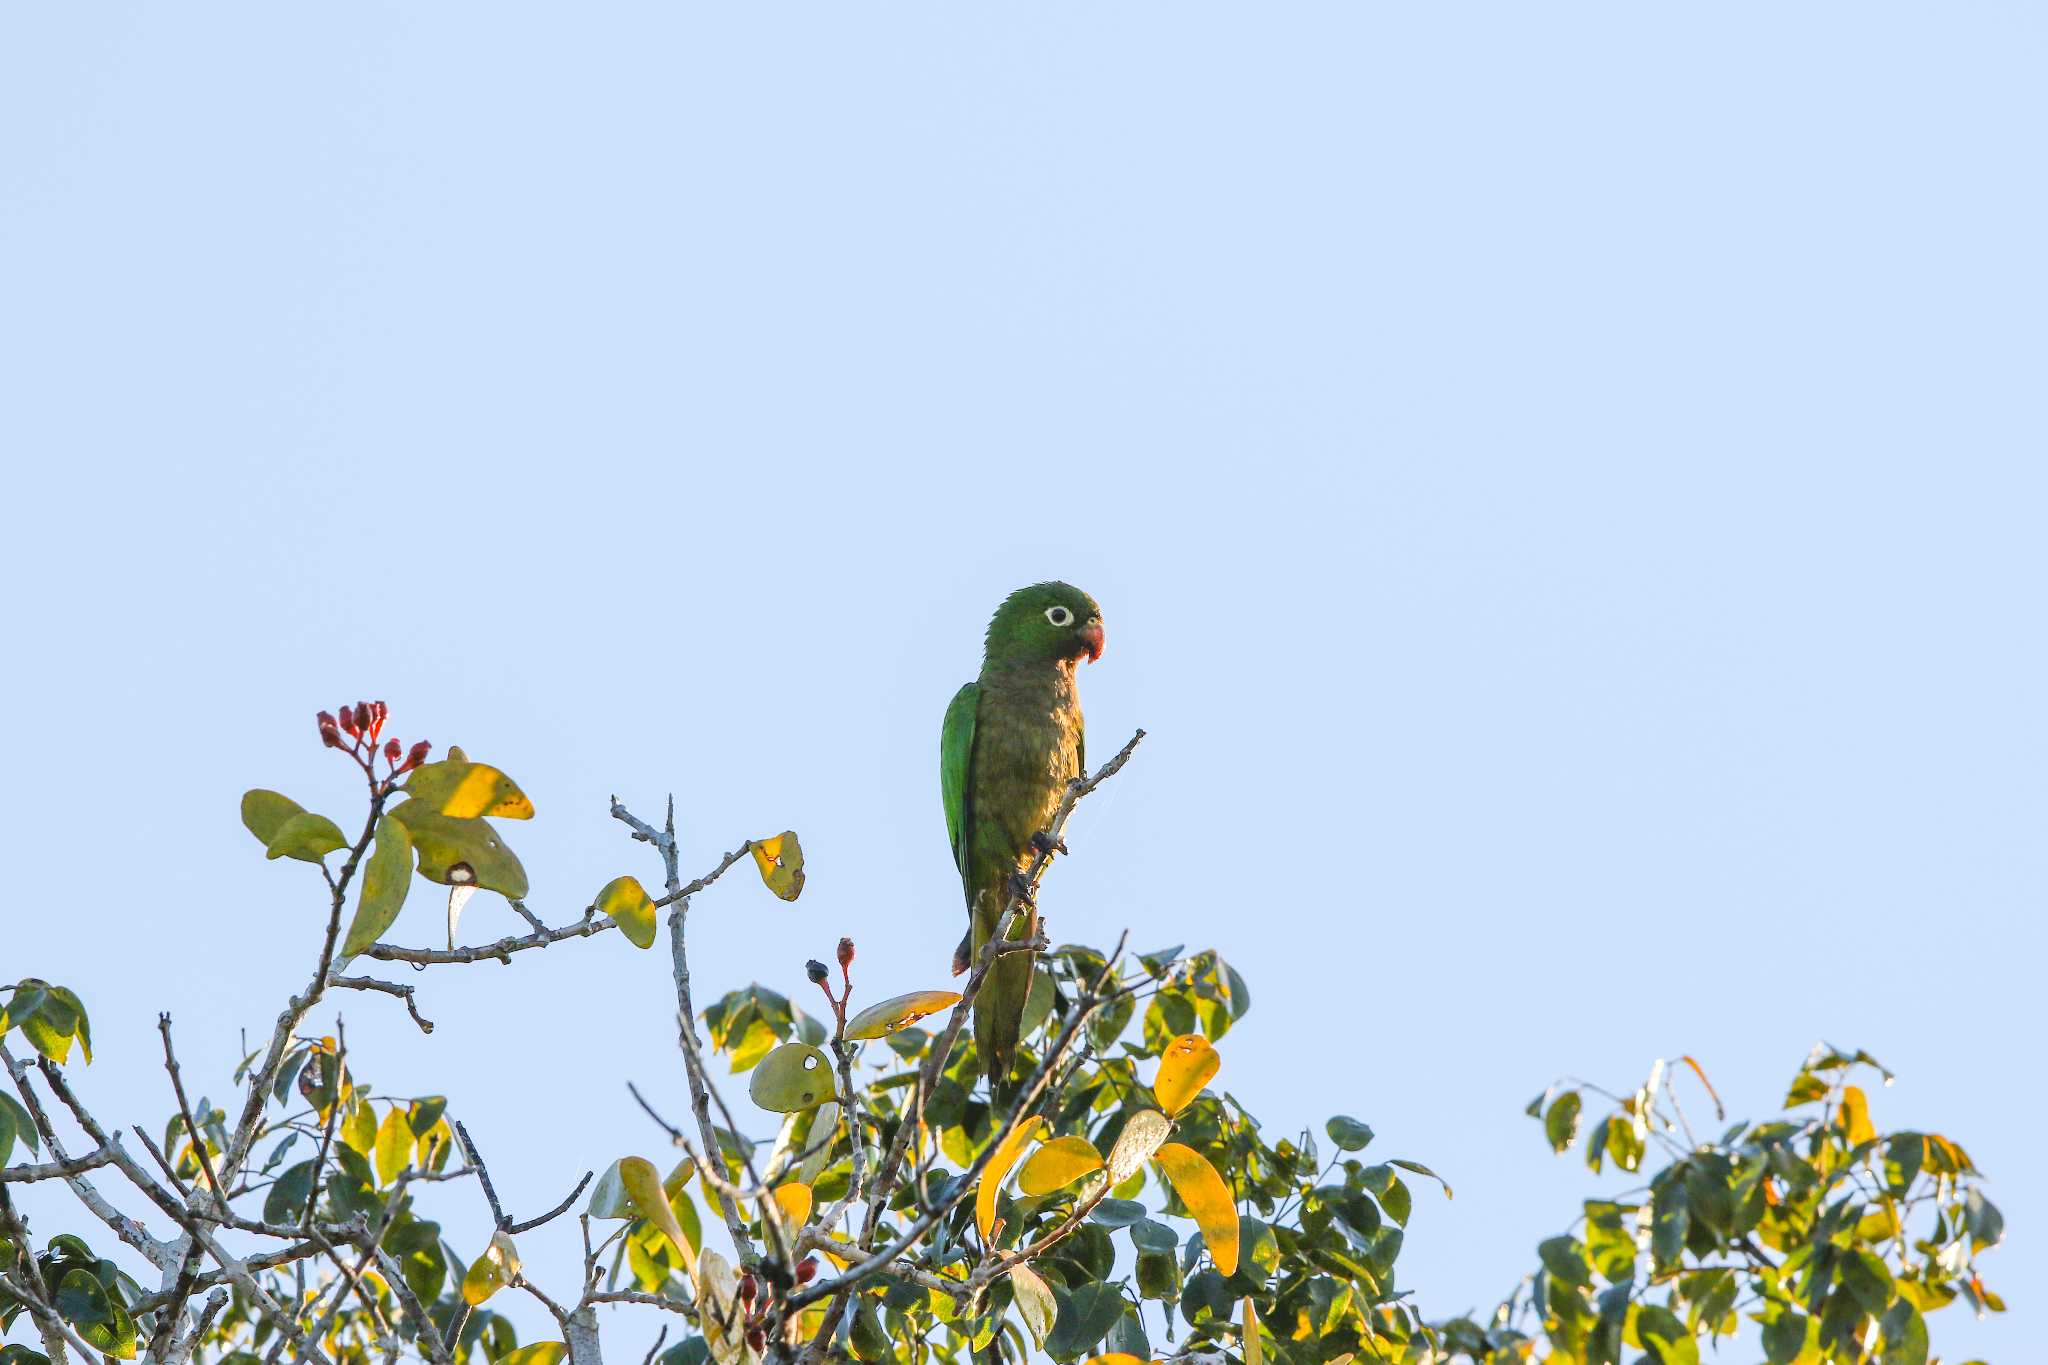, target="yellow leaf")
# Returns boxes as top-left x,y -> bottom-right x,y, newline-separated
619,1155 -> 698,1279
1107,1110 -> 1172,1186
374,1107 -> 414,1187
695,1249 -> 747,1364
771,1181 -> 814,1229
976,1116 -> 1045,1239
1153,1034 -> 1220,1117
750,832 -> 806,901
1017,1136 -> 1104,1196
402,759 -> 534,820
1079,1356 -> 1147,1365
843,990 -> 962,1041
498,1347 -> 568,1365
748,1042 -> 834,1112
460,1229 -> 519,1306
596,875 -> 658,950
1245,1298 -> 1265,1365
340,1100 -> 378,1158
1156,1141 -> 1240,1276
1841,1085 -> 1877,1147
